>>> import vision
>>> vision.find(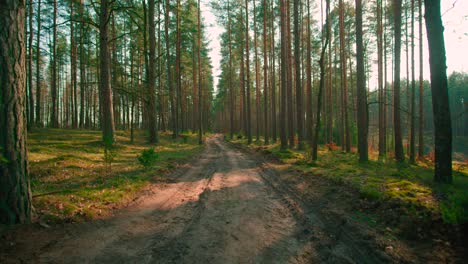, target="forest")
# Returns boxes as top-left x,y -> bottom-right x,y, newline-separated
1,0 -> 467,262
